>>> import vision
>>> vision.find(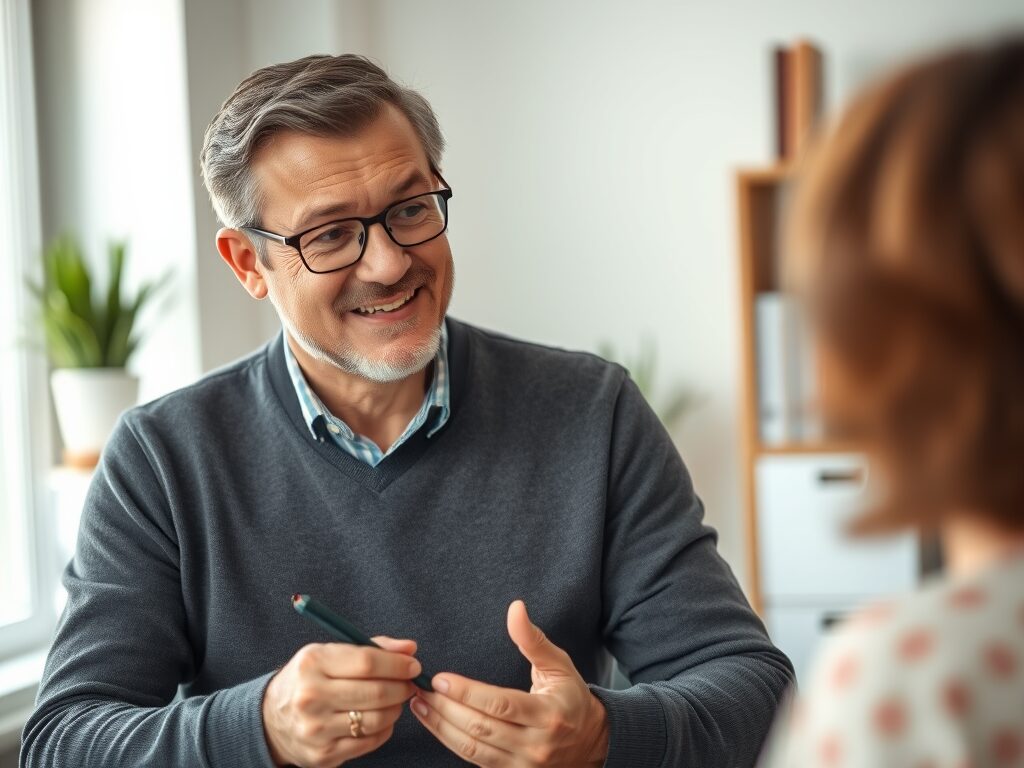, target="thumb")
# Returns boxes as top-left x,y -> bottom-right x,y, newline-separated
506,600 -> 571,673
